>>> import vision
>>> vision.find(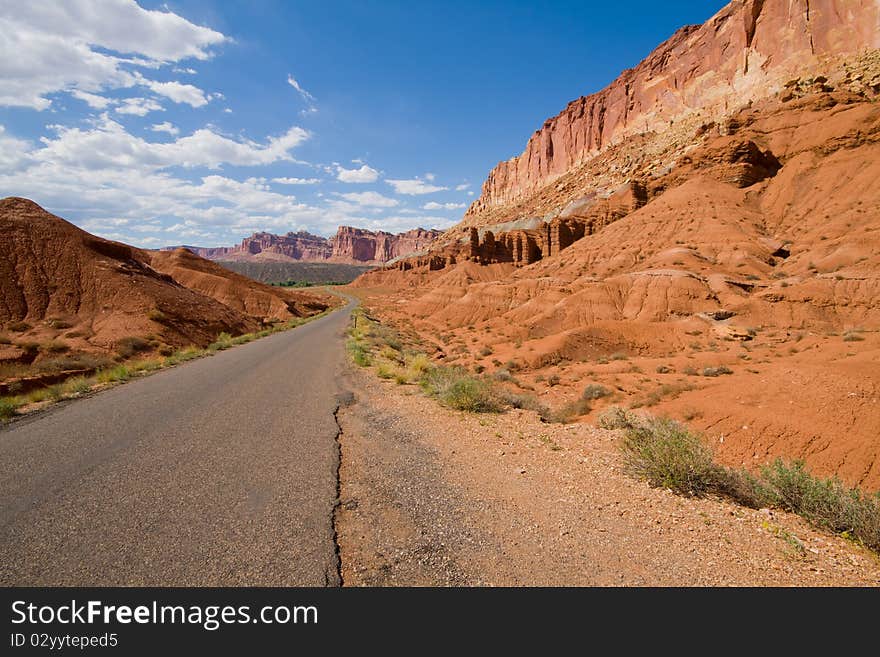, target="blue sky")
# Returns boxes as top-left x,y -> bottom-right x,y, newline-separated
0,0 -> 724,247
